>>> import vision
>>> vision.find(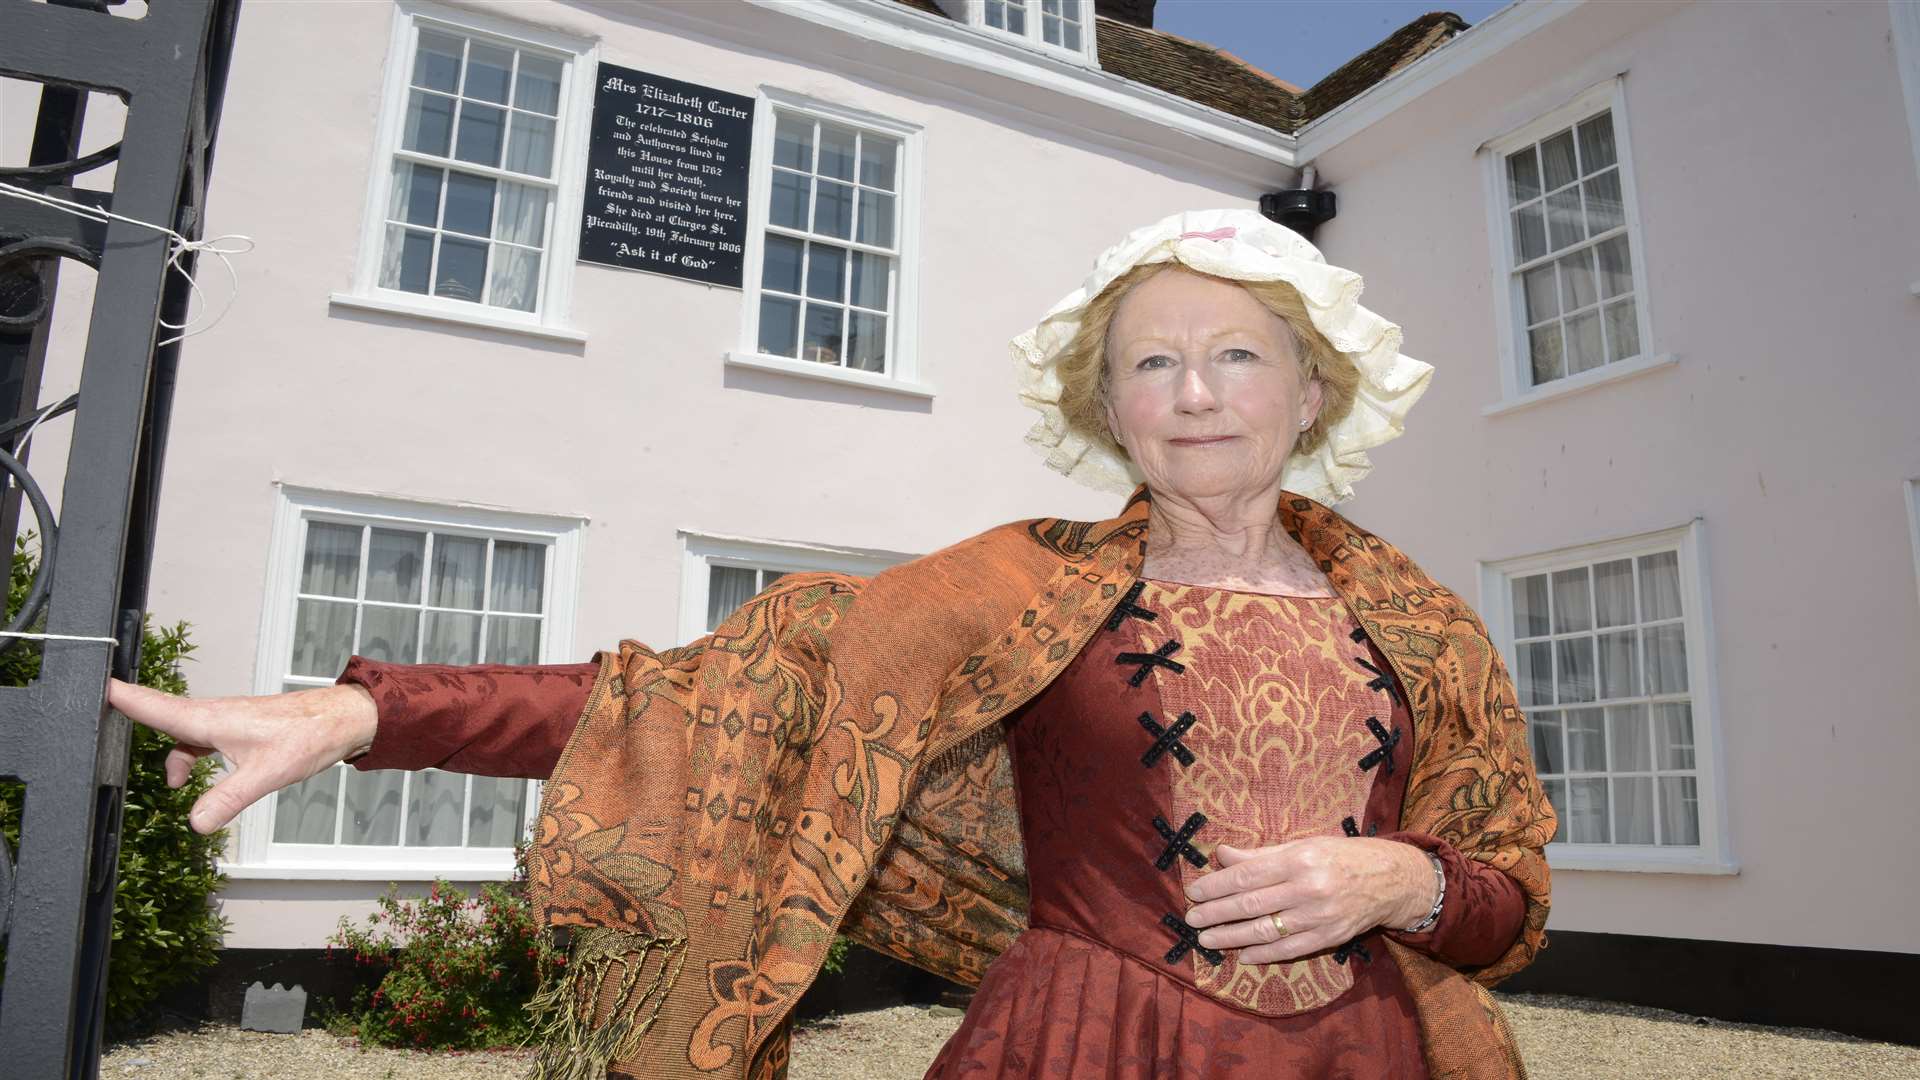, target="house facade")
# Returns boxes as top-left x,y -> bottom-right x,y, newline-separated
7,0 -> 1917,1041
